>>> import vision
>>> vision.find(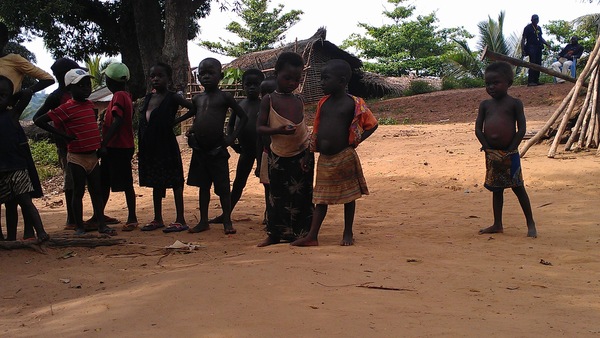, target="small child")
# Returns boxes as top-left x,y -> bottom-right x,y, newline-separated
256,52 -> 314,247
35,69 -> 116,236
176,58 -> 248,234
33,58 -> 81,231
475,61 -> 537,238
292,59 -> 378,247
0,75 -> 49,243
138,62 -> 194,232
99,62 -> 138,231
256,76 -> 277,225
208,68 -> 264,224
